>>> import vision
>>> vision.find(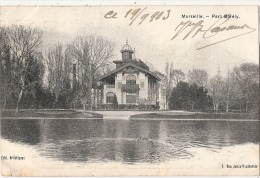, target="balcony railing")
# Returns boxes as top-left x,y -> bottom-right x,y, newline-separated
105,85 -> 115,88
